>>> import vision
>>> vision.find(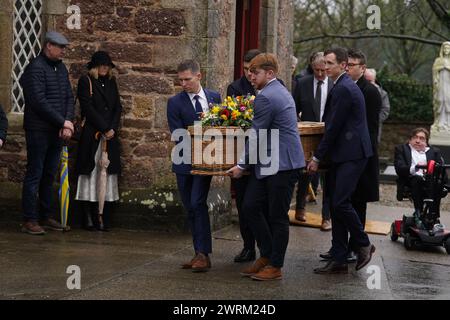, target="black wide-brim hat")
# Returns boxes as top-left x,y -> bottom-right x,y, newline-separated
87,51 -> 116,69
